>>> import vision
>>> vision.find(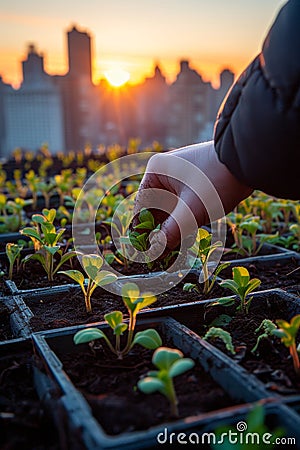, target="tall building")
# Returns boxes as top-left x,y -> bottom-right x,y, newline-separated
166,60 -> 211,148
0,22 -> 235,157
58,25 -> 100,151
1,45 -> 65,157
136,65 -> 169,146
216,68 -> 235,113
67,25 -> 92,82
